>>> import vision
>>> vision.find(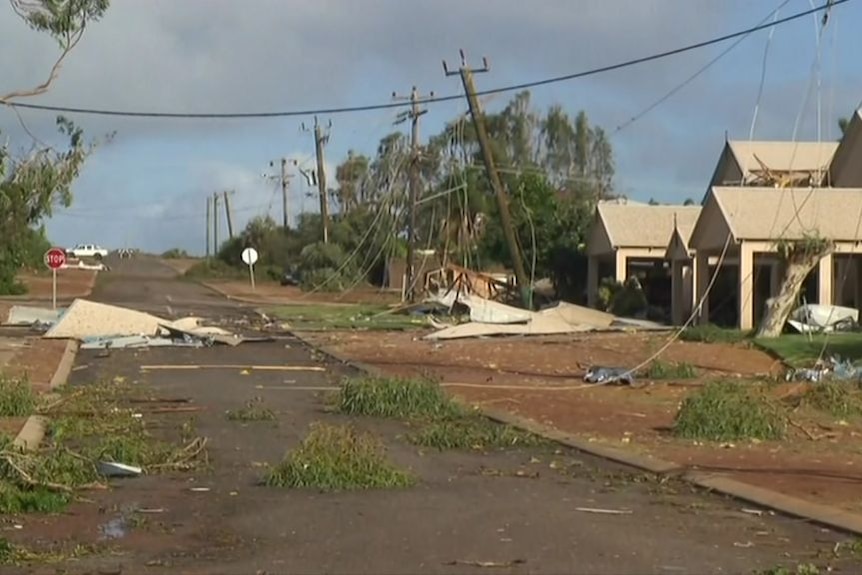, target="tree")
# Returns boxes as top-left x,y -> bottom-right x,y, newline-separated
838,117 -> 850,137
334,151 -> 370,214
683,198 -> 696,206
1,1 -> 110,293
